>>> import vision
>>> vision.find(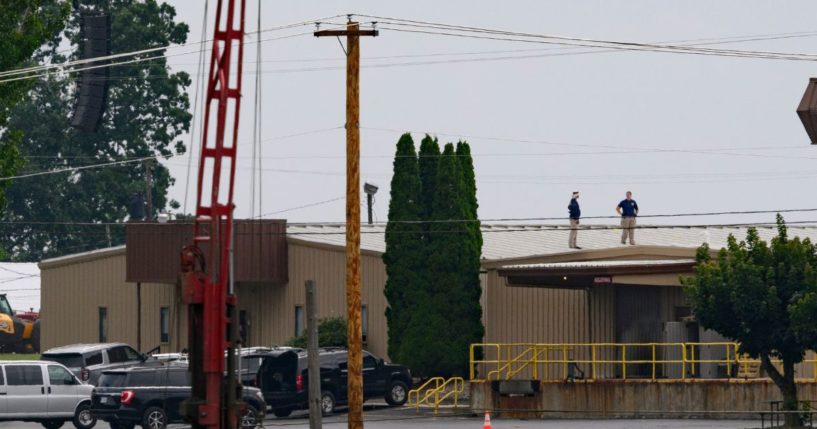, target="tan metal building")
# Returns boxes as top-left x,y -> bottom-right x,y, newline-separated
39,222 -> 817,378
